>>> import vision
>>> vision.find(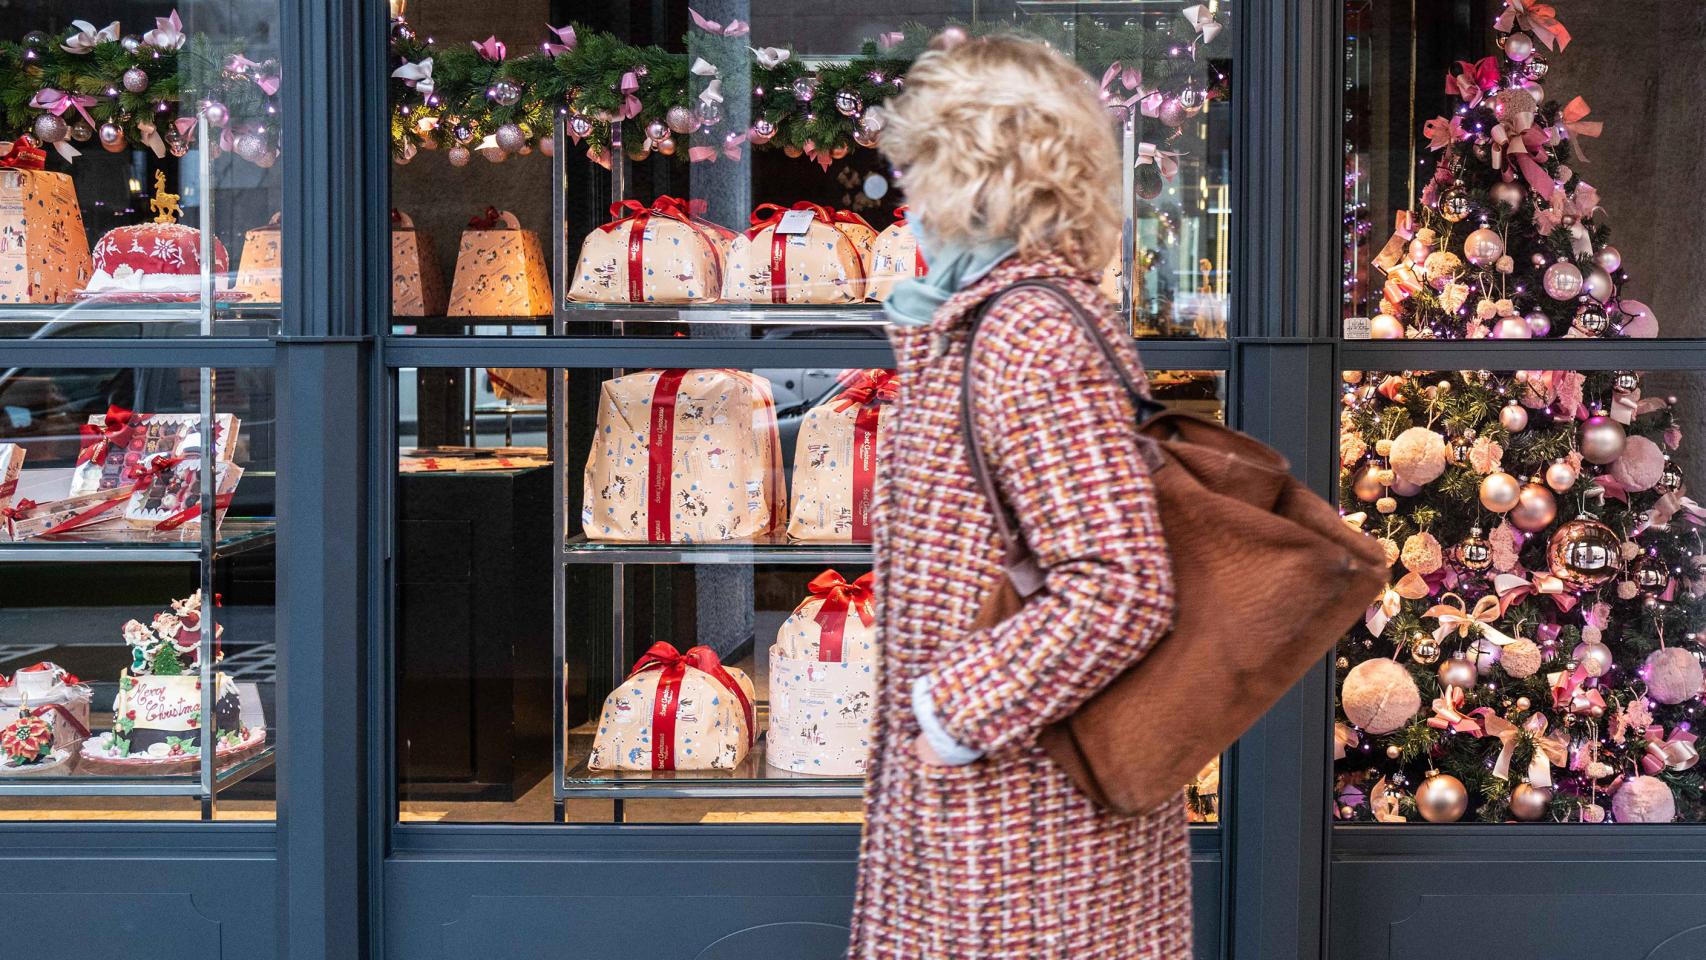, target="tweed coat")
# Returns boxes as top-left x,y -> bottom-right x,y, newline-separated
848,253 -> 1190,960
